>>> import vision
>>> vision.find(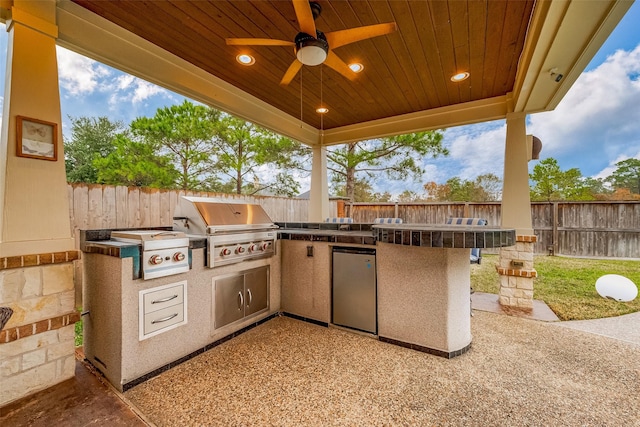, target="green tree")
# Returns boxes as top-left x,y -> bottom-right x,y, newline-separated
474,173 -> 502,201
64,116 -> 124,183
396,190 -> 424,202
423,173 -> 501,201
331,177 -> 392,202
327,131 -> 447,202
529,158 -> 592,201
607,158 -> 640,194
94,135 -> 179,188
583,177 -> 612,199
212,115 -> 307,196
130,100 -> 219,191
